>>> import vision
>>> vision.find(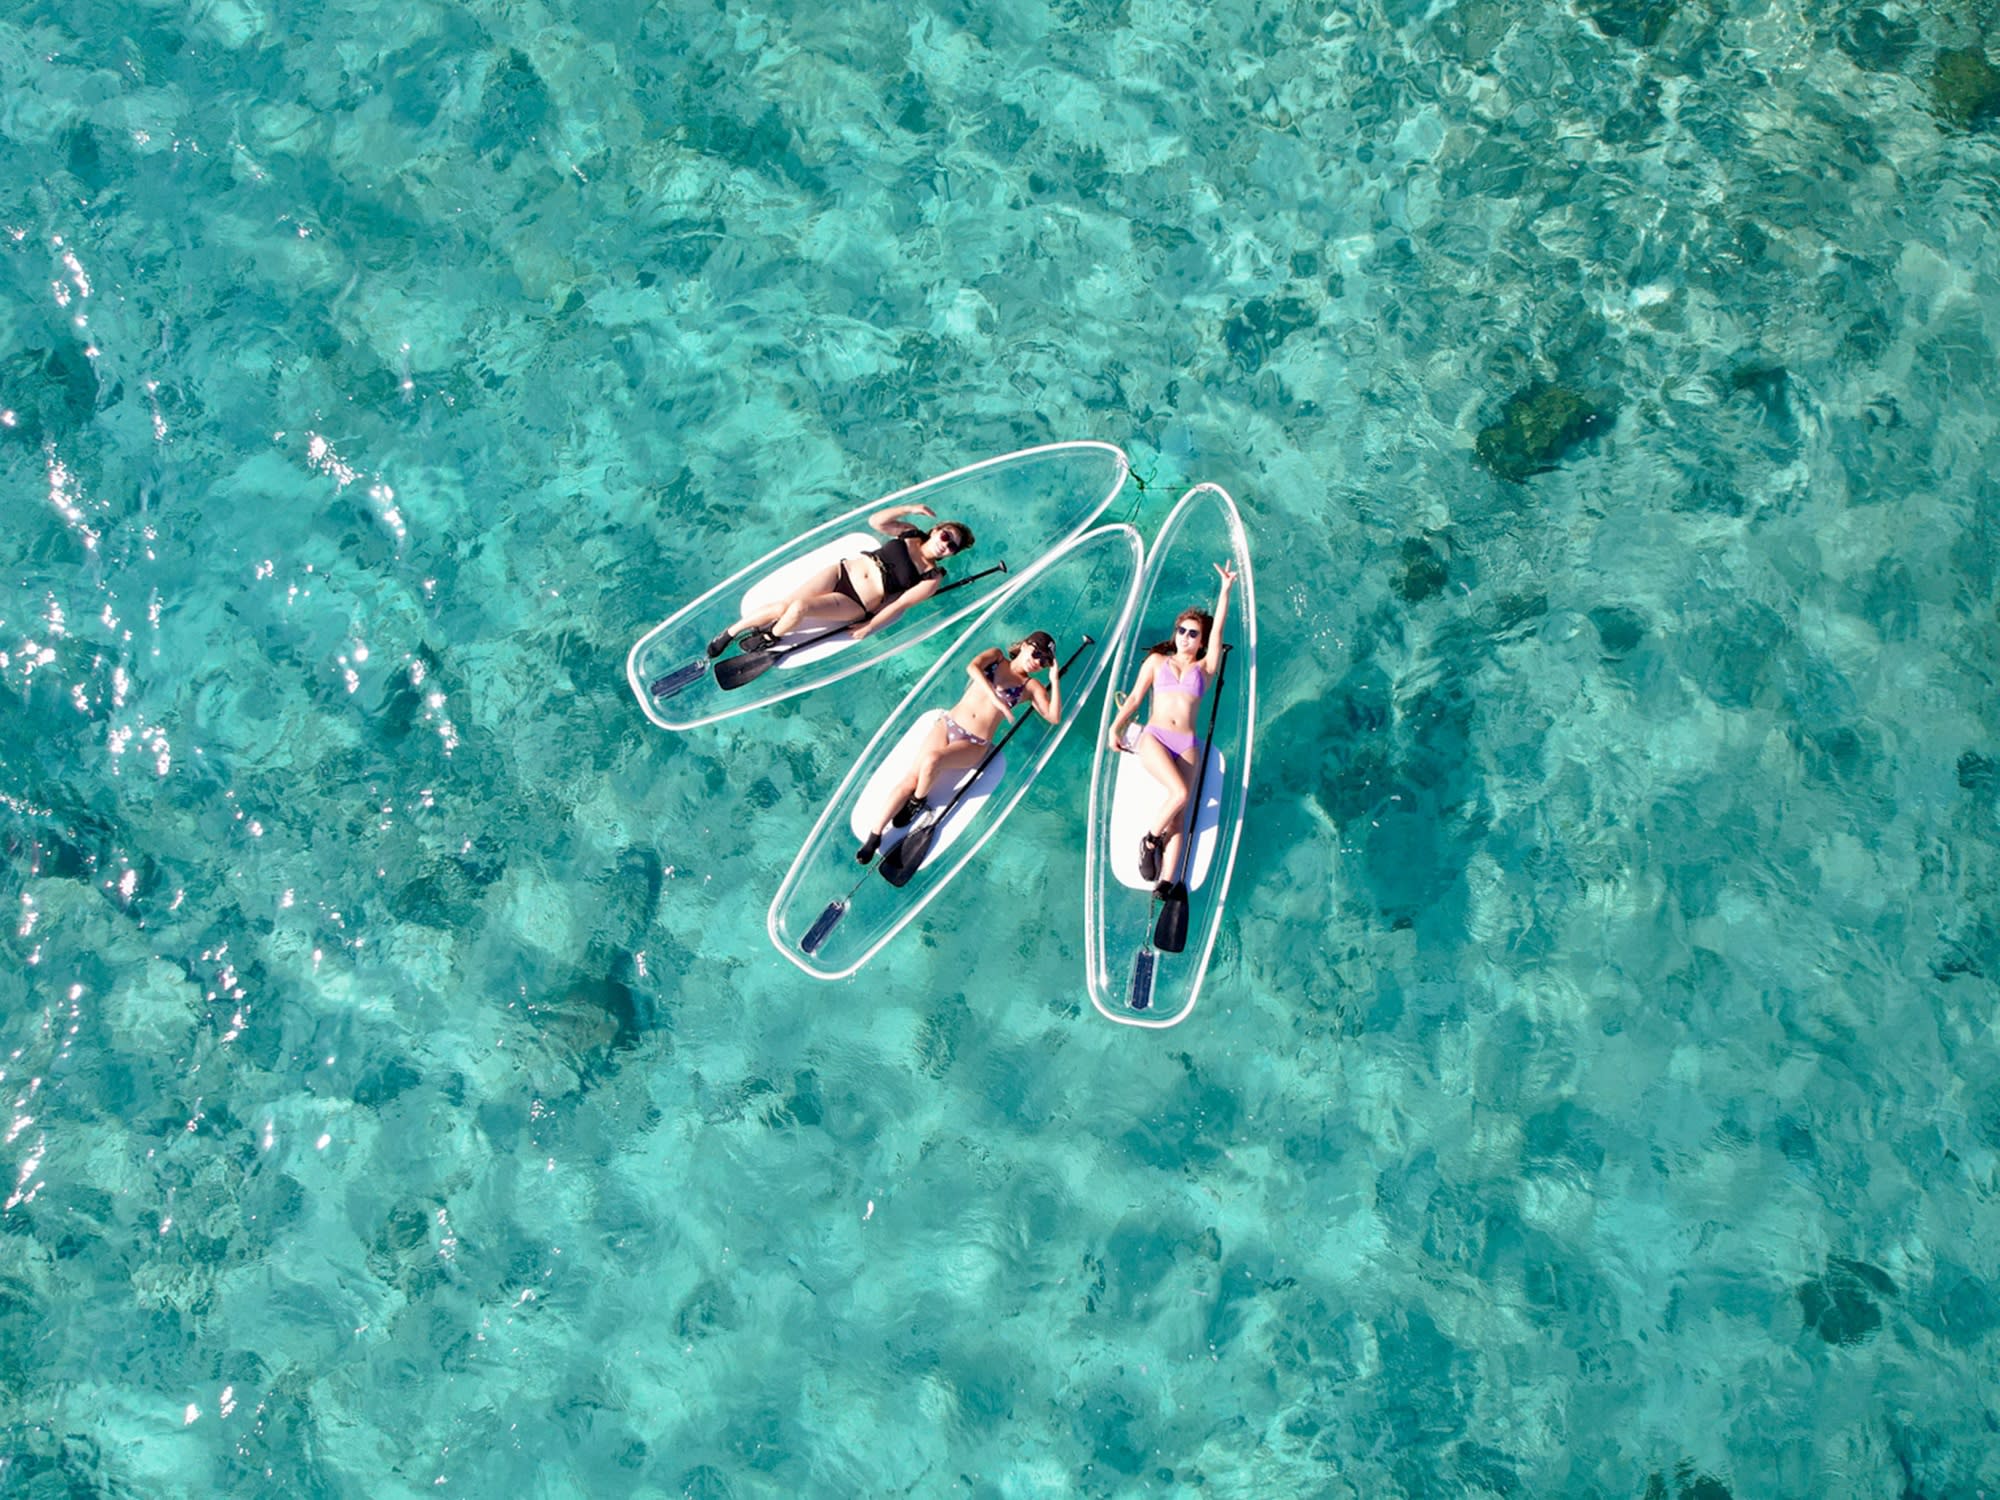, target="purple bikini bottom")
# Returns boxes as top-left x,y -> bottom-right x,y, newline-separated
1145,724 -> 1197,759
943,714 -> 989,748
